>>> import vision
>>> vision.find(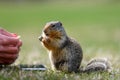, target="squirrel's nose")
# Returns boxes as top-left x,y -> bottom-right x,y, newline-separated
39,36 -> 43,41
